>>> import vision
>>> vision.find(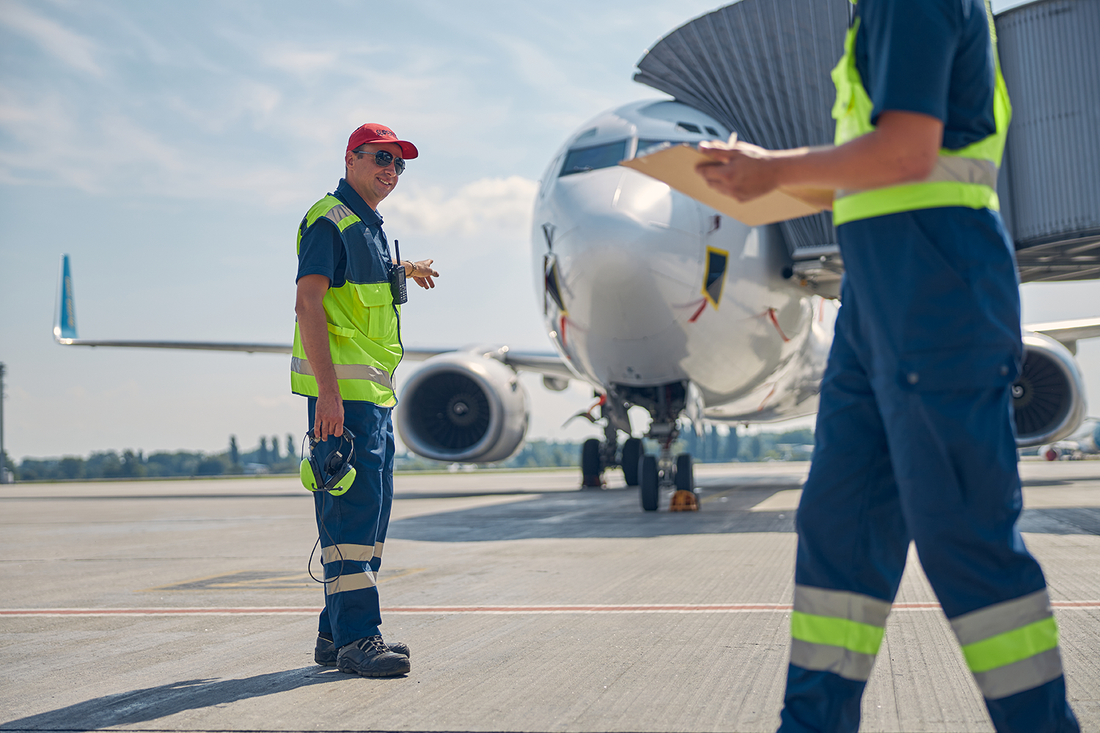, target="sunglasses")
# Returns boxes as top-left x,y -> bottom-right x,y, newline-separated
355,148 -> 406,175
